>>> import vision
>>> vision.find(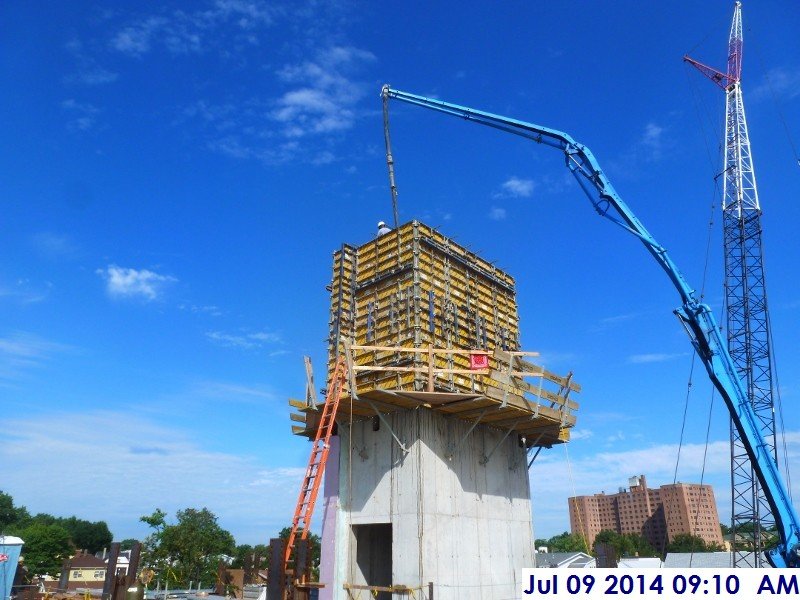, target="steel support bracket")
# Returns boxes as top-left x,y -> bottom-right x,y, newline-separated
526,433 -> 547,468
360,394 -> 408,455
446,408 -> 487,460
480,418 -> 524,465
